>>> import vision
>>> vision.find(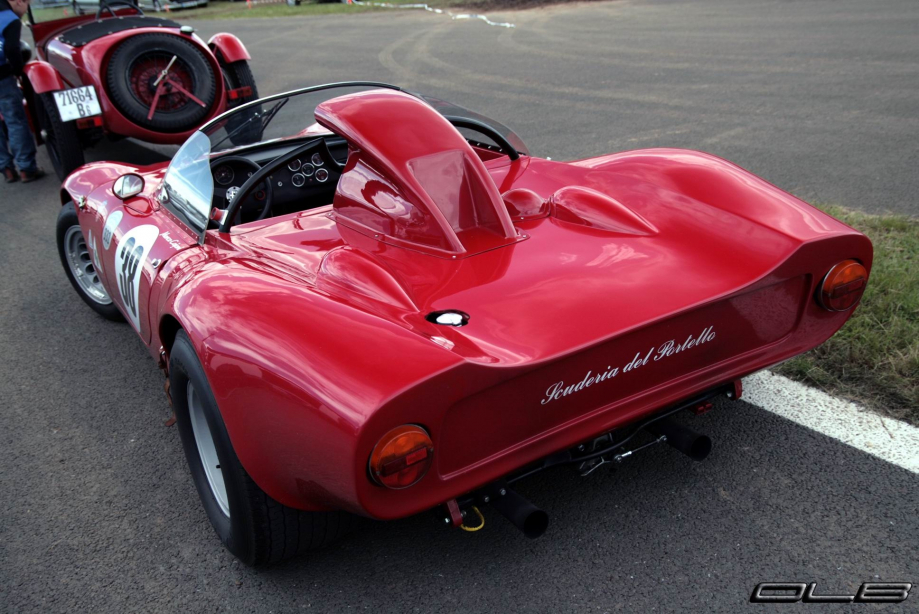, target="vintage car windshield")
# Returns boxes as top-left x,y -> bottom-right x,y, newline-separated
162,131 -> 212,232
201,82 -> 530,156
163,82 -> 530,234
